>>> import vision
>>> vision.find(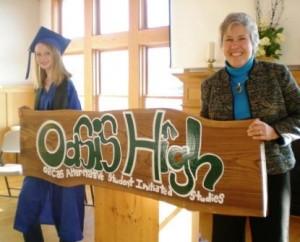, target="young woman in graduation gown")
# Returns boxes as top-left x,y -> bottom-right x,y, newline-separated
14,27 -> 85,242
